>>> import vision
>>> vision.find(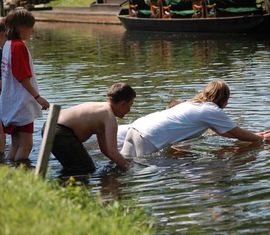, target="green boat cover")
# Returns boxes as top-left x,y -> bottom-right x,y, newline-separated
170,9 -> 195,16
217,6 -> 261,13
138,9 -> 152,15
